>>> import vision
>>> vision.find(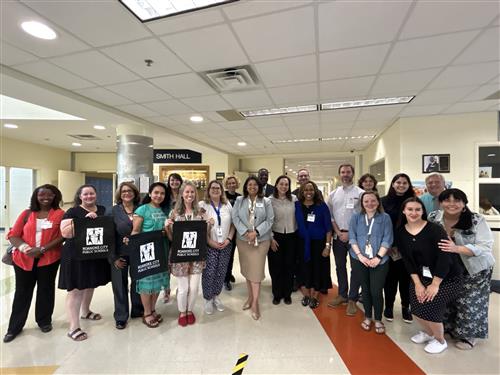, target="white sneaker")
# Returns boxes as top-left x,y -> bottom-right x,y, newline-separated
424,339 -> 448,354
213,296 -> 225,312
204,299 -> 214,315
411,331 -> 434,344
